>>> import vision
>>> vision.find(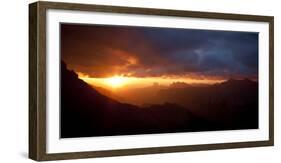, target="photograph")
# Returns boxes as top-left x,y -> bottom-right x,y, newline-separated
28,1 -> 274,160
60,24 -> 259,138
